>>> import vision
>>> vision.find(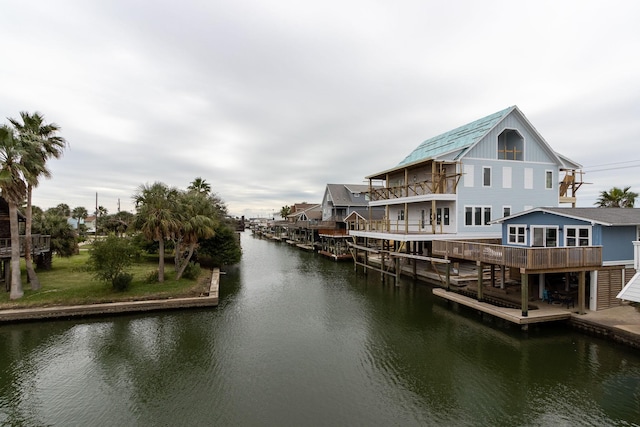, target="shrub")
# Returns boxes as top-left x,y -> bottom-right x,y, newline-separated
182,262 -> 202,280
112,272 -> 133,291
144,269 -> 159,284
87,234 -> 136,290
